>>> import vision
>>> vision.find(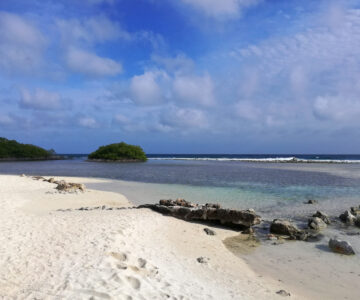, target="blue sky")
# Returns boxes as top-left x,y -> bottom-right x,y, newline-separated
0,0 -> 359,154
